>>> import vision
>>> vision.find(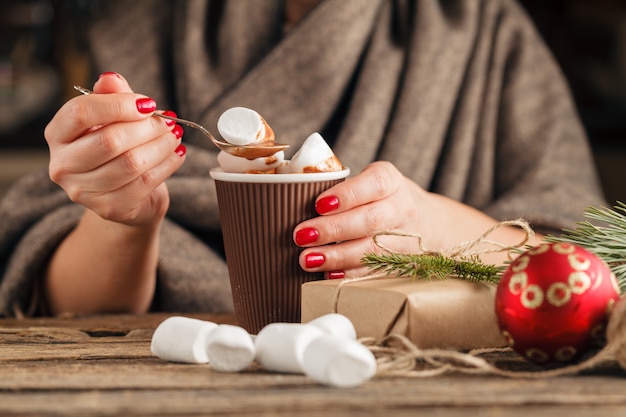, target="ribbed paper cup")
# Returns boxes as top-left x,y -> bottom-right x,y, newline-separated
210,167 -> 350,334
